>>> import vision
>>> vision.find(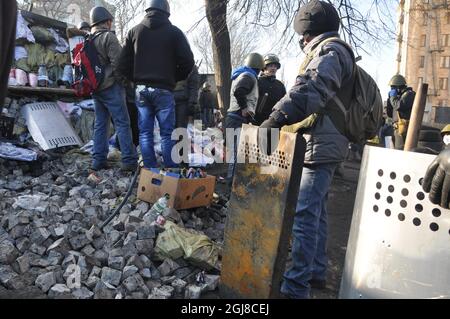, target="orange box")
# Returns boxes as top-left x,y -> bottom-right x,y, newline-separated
137,168 -> 216,210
